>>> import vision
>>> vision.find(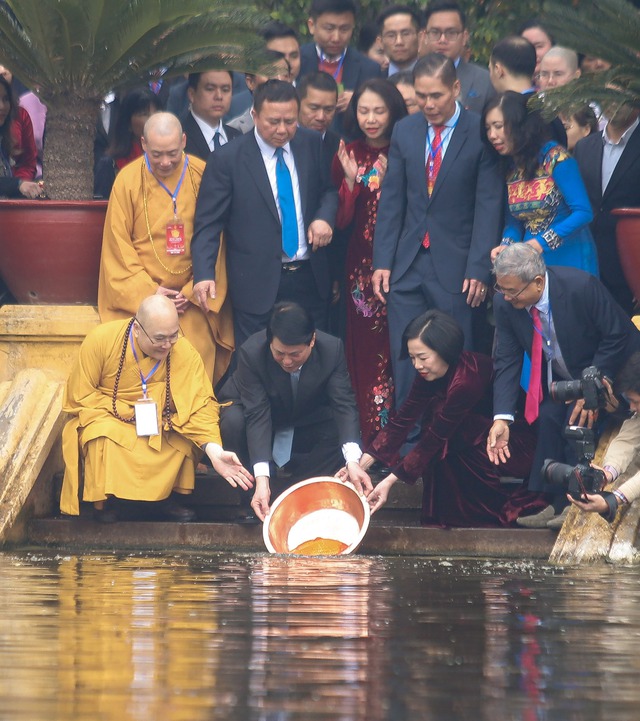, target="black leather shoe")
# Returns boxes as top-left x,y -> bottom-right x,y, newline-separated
157,498 -> 196,522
